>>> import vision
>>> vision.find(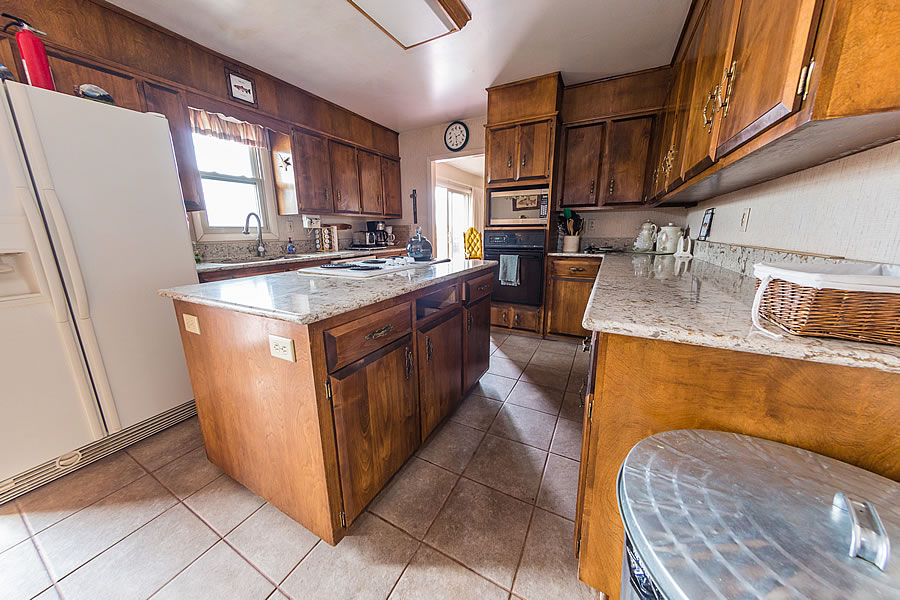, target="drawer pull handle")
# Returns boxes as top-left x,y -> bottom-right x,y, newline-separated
589,179 -> 594,195
514,313 -> 520,326
507,154 -> 512,169
502,311 -> 508,323
467,312 -> 473,332
426,336 -> 434,362
365,324 -> 394,340
521,153 -> 526,167
568,266 -> 585,272
405,346 -> 413,379
608,178 -> 614,195
477,284 -> 490,292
